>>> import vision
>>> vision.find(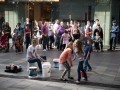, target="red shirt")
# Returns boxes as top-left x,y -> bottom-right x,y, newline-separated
25,27 -> 30,37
